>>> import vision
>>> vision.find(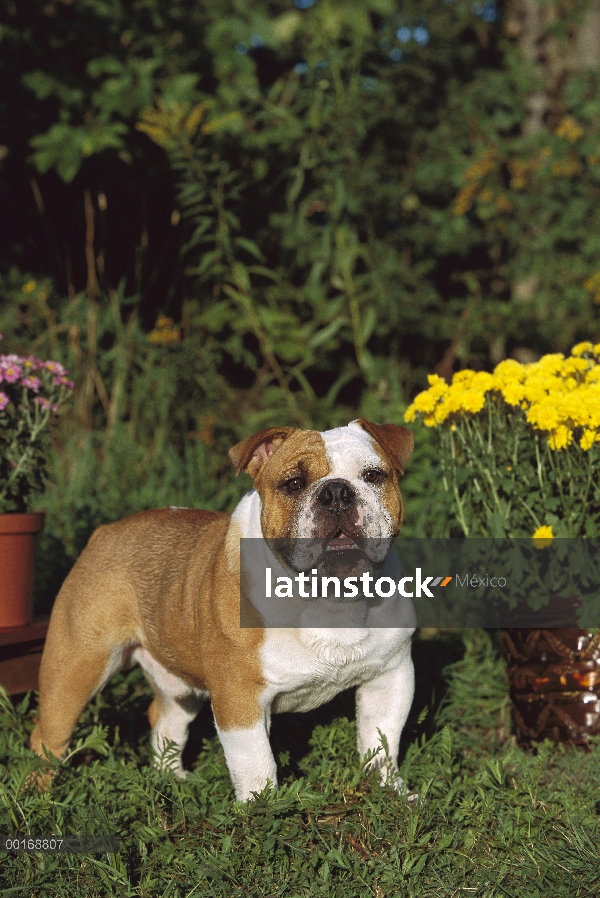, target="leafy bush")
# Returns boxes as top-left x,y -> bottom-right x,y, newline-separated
0,268 -> 449,612
3,1 -> 600,602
